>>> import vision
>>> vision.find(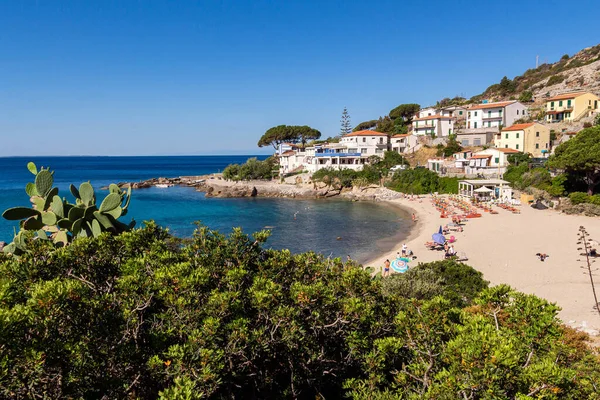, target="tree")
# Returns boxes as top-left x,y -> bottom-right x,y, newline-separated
353,120 -> 378,132
388,103 -> 420,124
519,90 -> 533,102
257,125 -> 321,149
594,114 -> 600,126
340,107 -> 352,137
548,126 -> 600,195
